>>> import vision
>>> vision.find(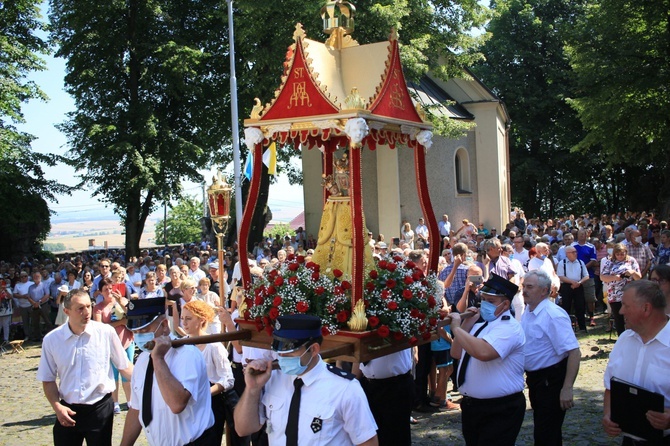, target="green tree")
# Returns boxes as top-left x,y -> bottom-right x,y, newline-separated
472,0 -> 611,217
0,0 -> 69,260
155,195 -> 204,245
49,0 -> 231,257
566,0 -> 670,217
264,223 -> 295,242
